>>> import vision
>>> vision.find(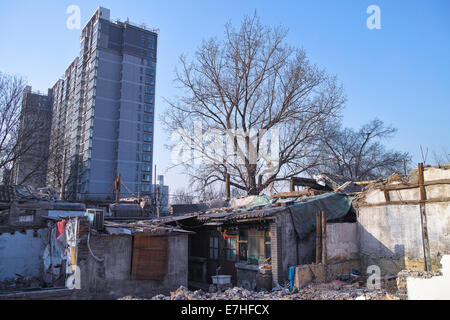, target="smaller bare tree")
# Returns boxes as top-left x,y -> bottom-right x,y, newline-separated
171,188 -> 195,205
316,119 -> 410,181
